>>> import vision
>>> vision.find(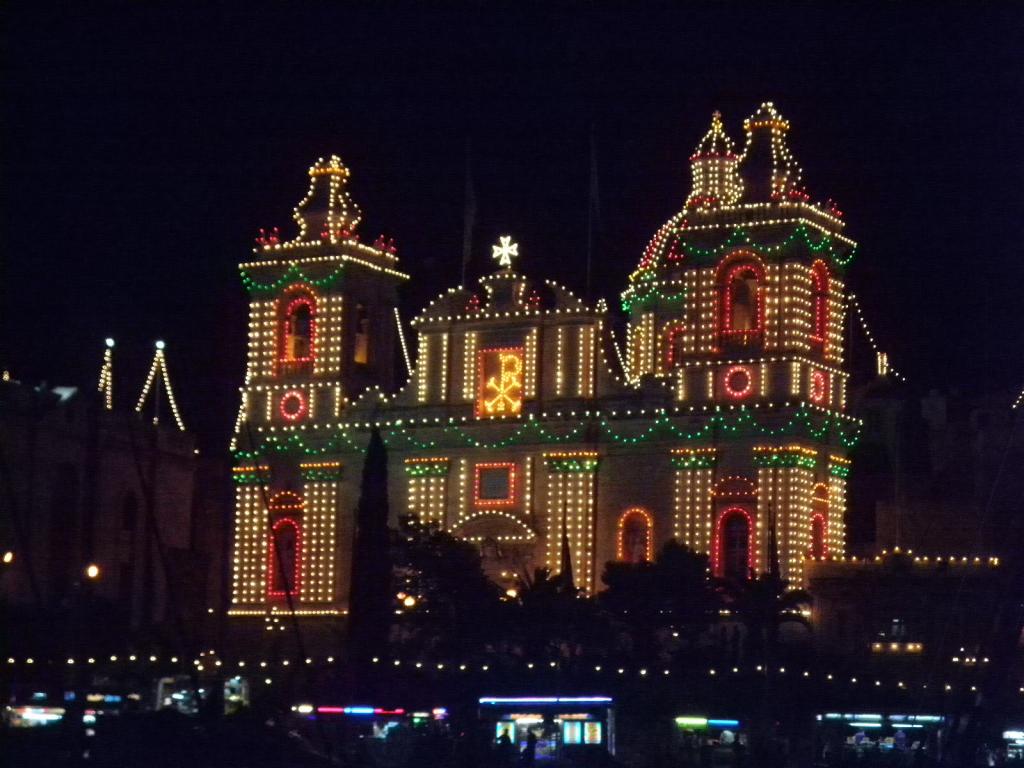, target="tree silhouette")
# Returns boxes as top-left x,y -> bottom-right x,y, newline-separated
718,571 -> 811,665
391,514 -> 504,658
346,427 -> 393,672
600,540 -> 718,663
